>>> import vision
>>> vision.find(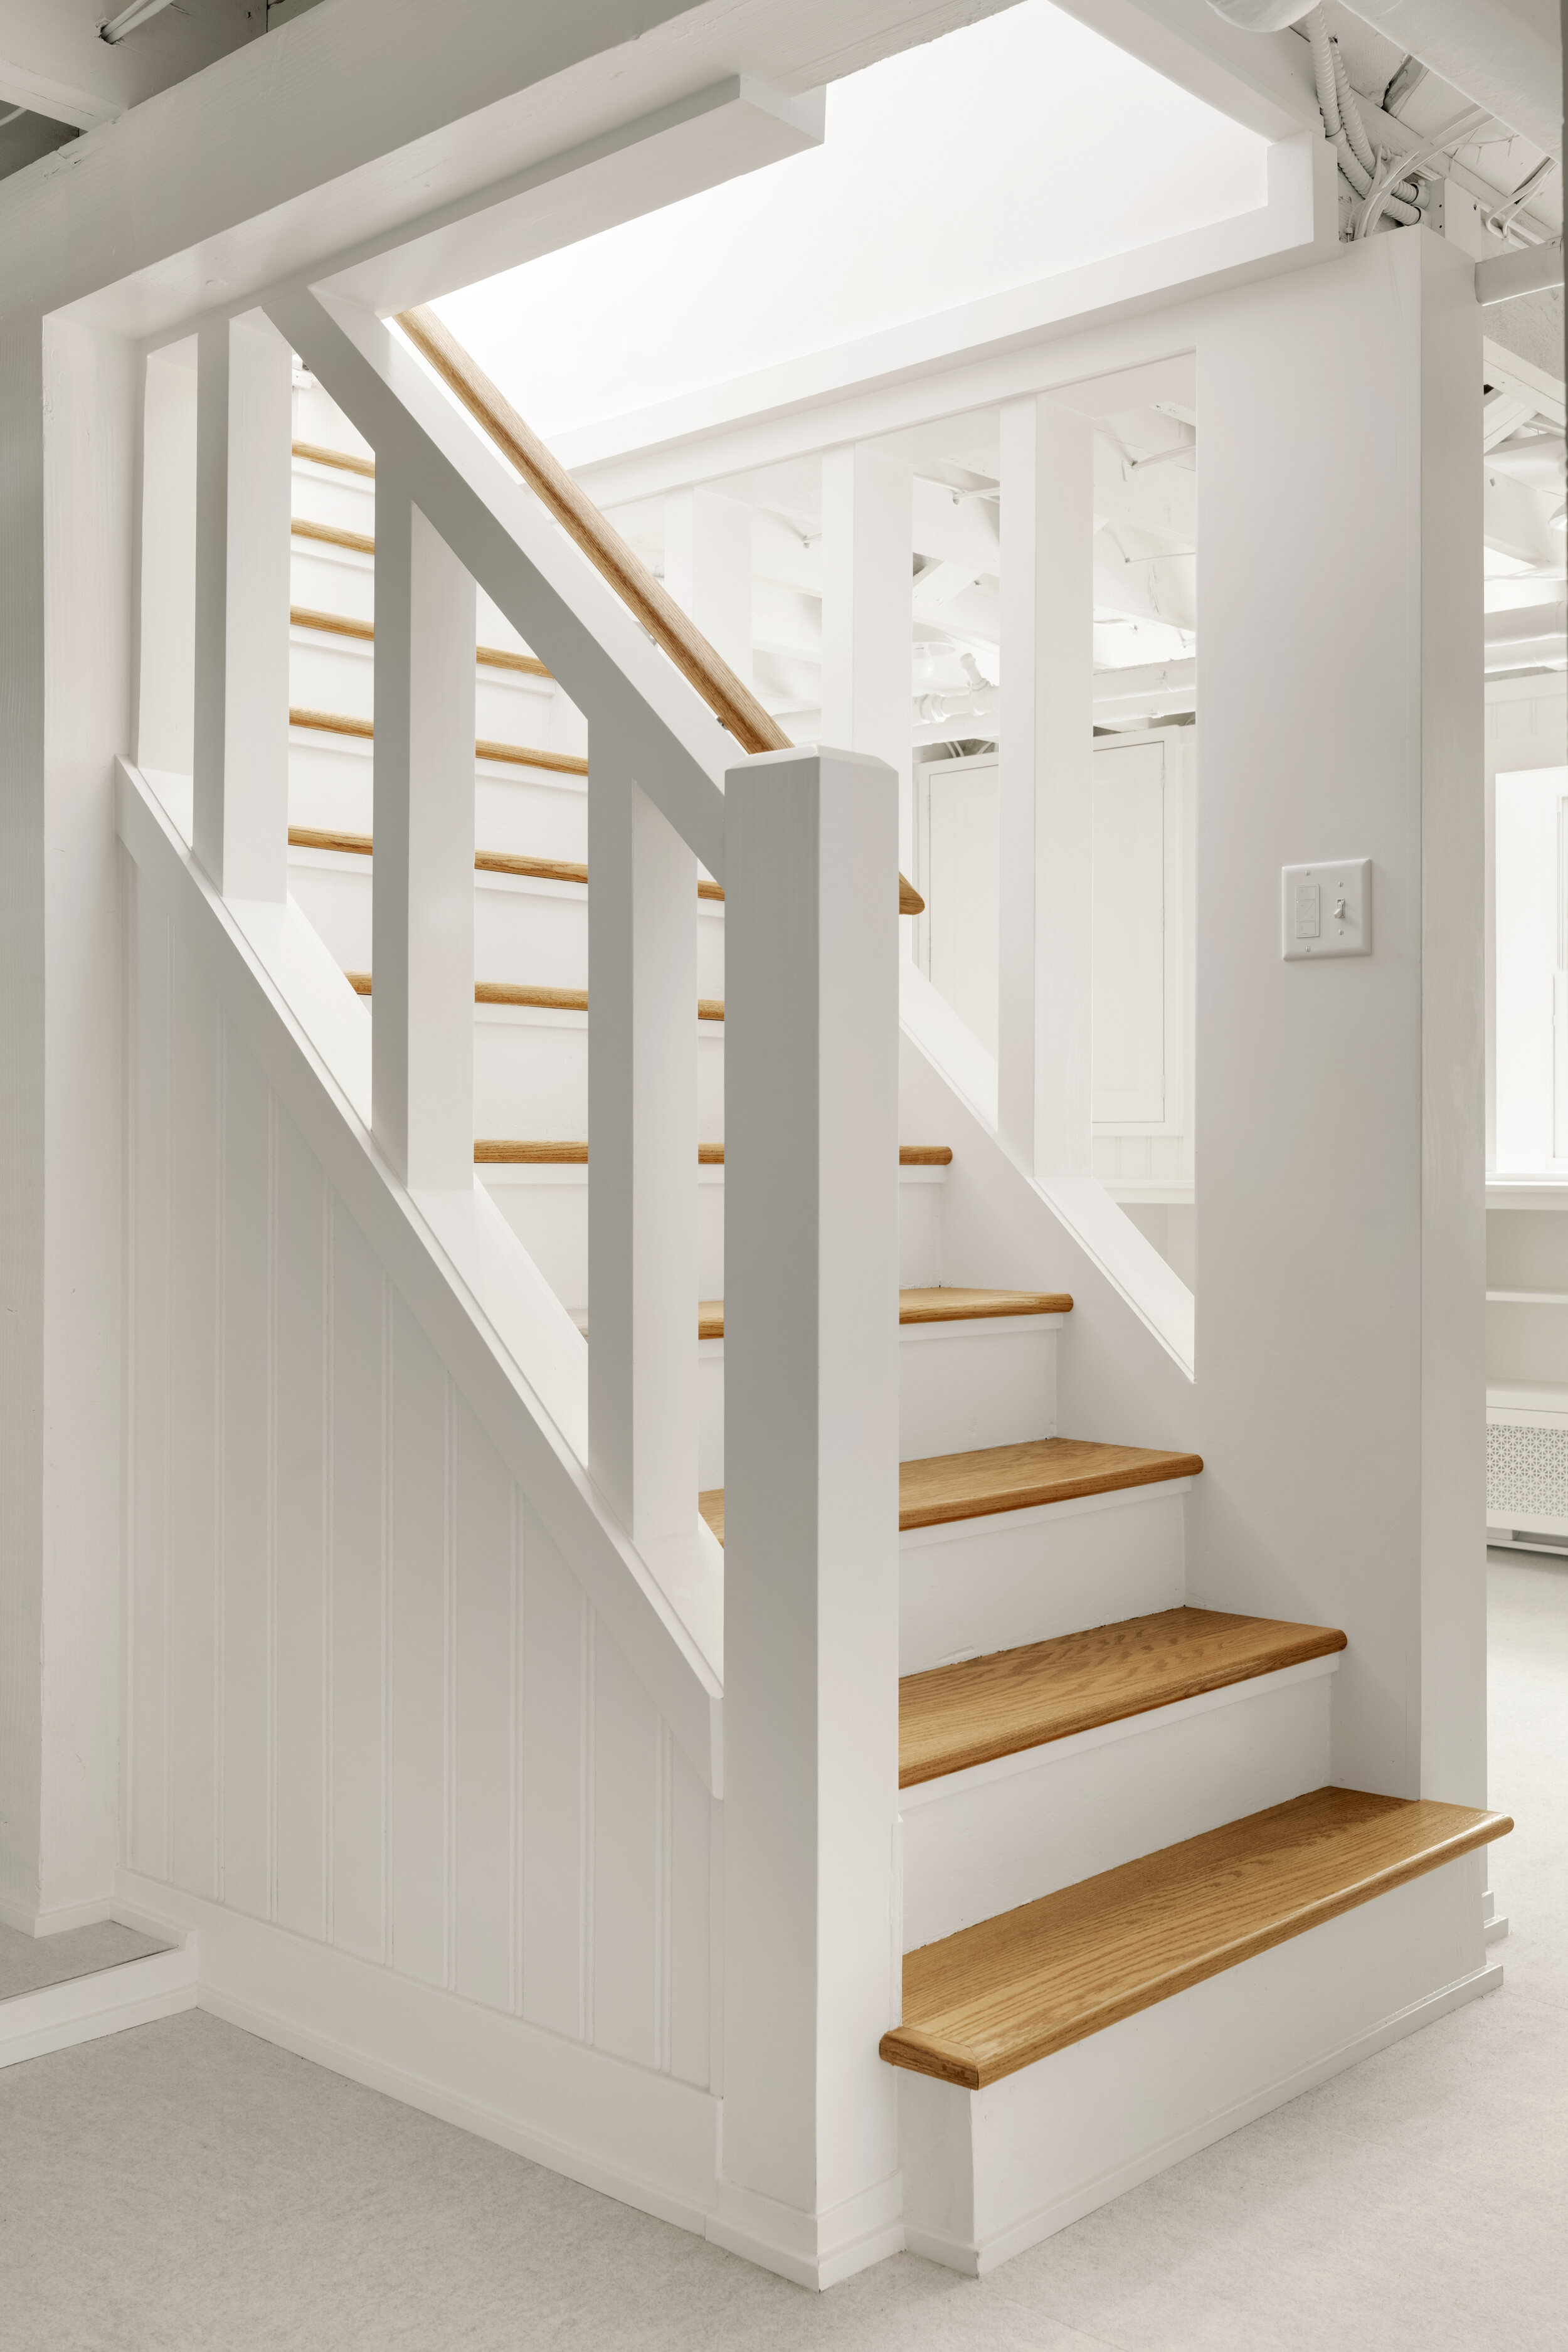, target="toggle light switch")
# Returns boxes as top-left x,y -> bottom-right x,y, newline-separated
1281,860 -> 1371,960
